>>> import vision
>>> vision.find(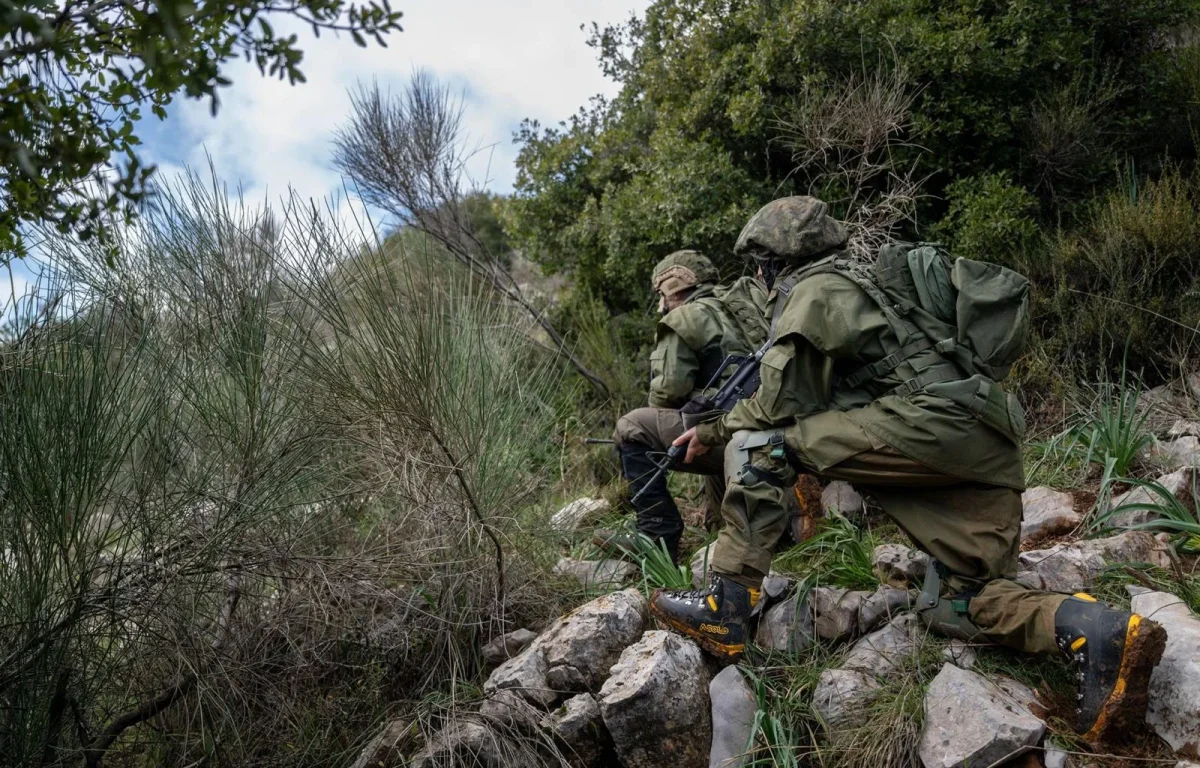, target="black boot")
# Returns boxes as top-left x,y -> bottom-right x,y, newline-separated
1055,594 -> 1167,743
619,445 -> 683,560
649,574 -> 760,658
